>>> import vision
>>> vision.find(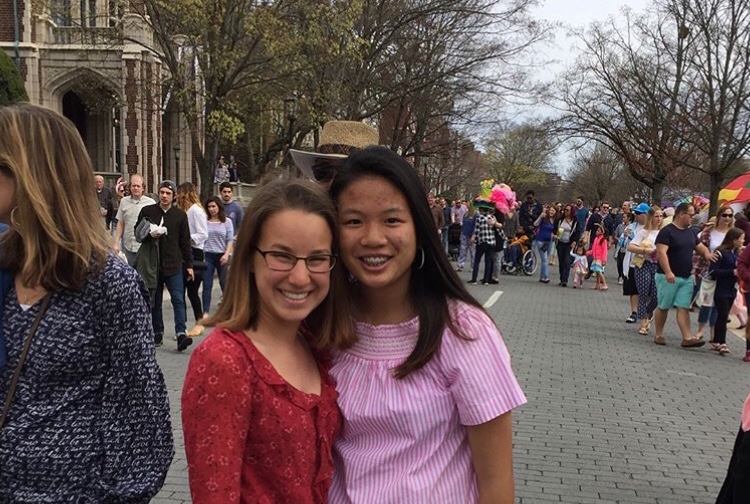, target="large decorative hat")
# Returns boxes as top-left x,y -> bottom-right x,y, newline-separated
290,120 -> 380,180
473,180 -> 517,214
473,179 -> 496,210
